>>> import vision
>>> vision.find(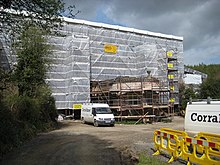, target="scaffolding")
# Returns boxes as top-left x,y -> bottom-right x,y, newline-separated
1,17 -> 184,110
91,75 -> 175,120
